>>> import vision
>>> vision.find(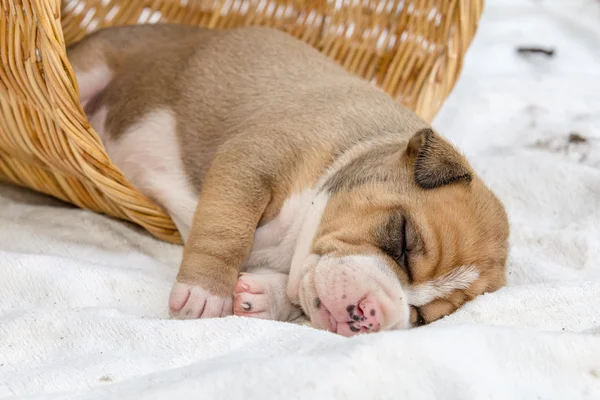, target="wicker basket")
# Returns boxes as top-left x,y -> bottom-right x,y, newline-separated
0,0 -> 484,244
